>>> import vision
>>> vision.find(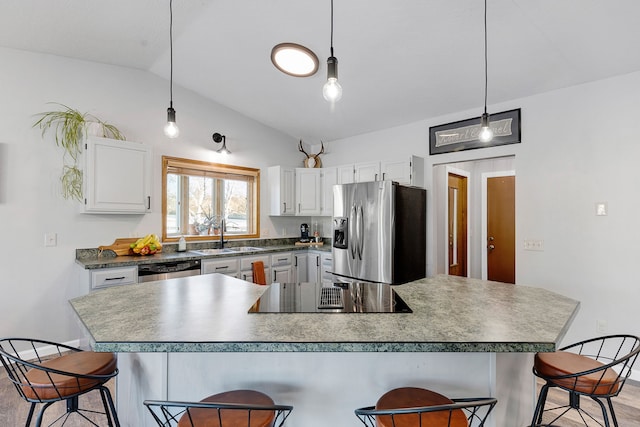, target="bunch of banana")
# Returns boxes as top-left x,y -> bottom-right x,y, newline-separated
130,234 -> 162,255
